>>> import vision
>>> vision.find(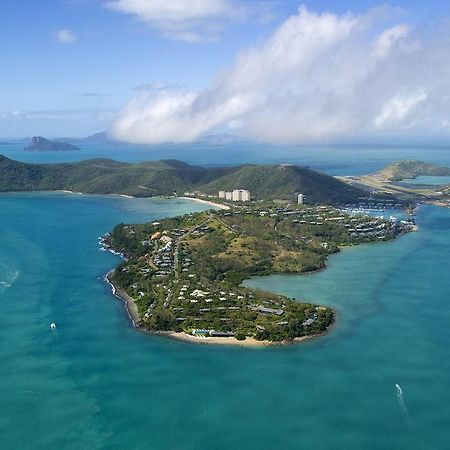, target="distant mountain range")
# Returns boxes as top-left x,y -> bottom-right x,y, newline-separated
24,136 -> 81,152
55,132 -> 115,145
10,131 -> 255,148
54,131 -> 250,146
0,156 -> 374,204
